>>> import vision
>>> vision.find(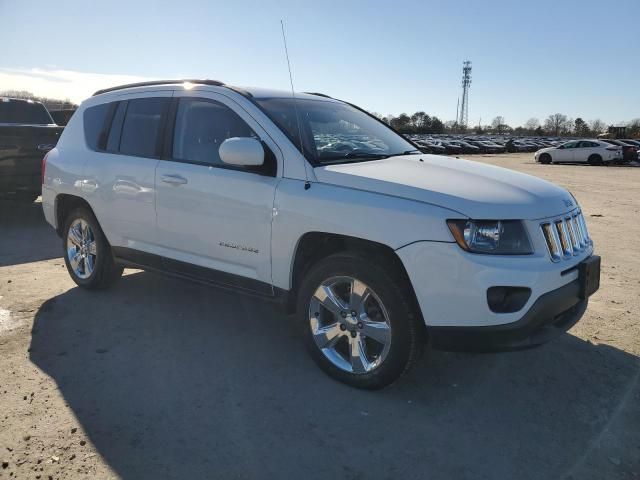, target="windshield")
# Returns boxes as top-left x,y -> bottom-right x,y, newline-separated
254,97 -> 419,164
0,100 -> 54,125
